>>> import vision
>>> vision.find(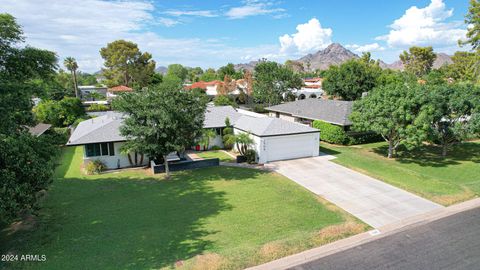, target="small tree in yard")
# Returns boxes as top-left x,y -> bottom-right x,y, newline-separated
428,83 -> 480,157
235,132 -> 254,156
222,117 -> 235,150
200,129 -> 216,150
350,81 -> 431,158
113,80 -> 207,178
